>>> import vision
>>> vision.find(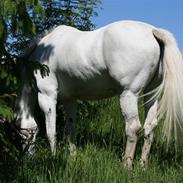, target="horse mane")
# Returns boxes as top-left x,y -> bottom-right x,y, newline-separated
19,25 -> 57,59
